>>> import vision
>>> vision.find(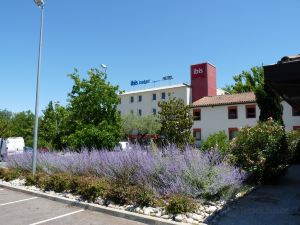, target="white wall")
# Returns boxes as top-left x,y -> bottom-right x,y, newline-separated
282,101 -> 300,131
192,101 -> 300,141
118,85 -> 191,116
192,104 -> 259,141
